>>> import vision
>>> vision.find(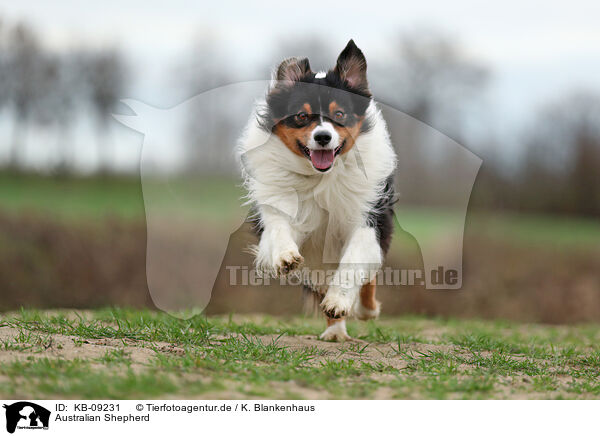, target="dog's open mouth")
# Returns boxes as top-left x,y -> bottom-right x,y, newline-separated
297,140 -> 345,172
